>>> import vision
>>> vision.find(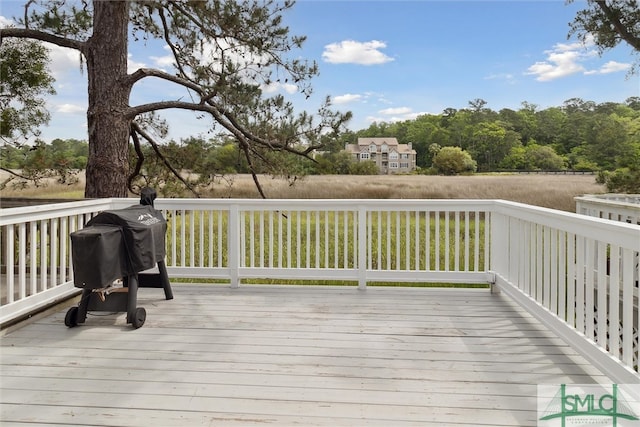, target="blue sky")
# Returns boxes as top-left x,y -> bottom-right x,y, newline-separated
1,0 -> 639,143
